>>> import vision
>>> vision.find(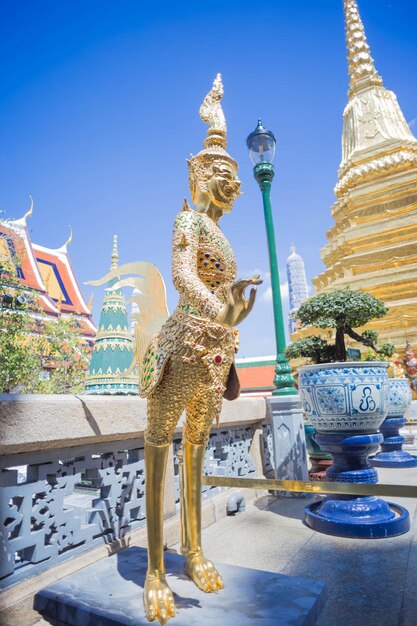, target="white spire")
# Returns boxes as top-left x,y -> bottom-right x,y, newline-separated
286,245 -> 309,336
